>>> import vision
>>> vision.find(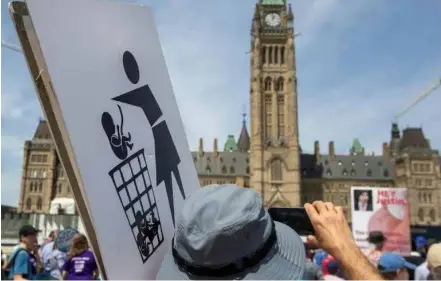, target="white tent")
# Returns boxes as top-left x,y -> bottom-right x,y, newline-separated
49,197 -> 76,215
